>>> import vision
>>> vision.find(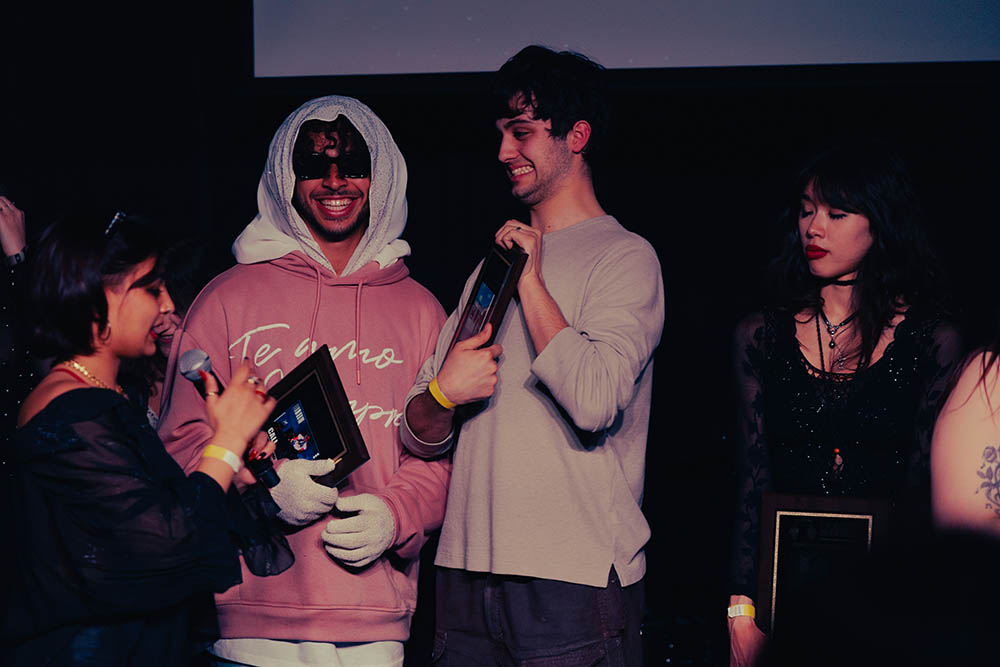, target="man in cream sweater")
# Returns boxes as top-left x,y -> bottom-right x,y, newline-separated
402,45 -> 664,666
